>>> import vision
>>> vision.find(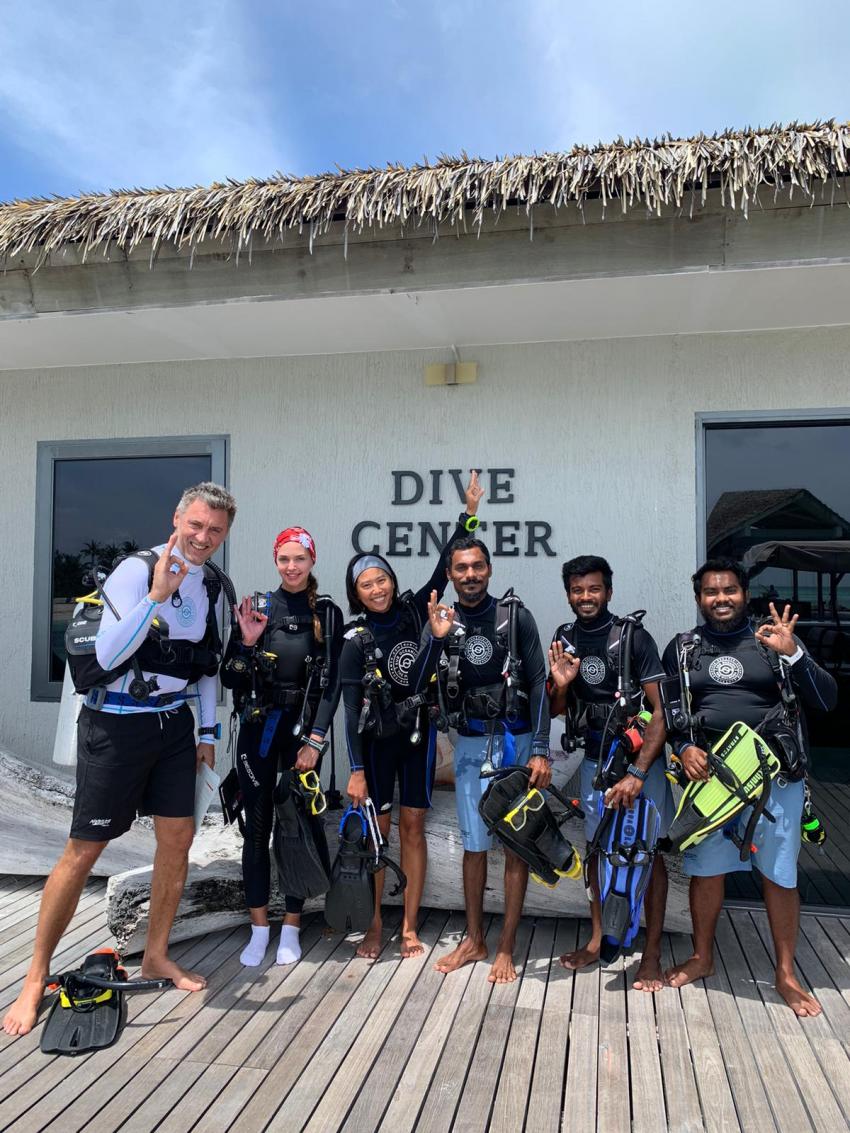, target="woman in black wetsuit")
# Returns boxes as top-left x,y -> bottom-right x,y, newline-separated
221,526 -> 342,967
340,472 -> 483,958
